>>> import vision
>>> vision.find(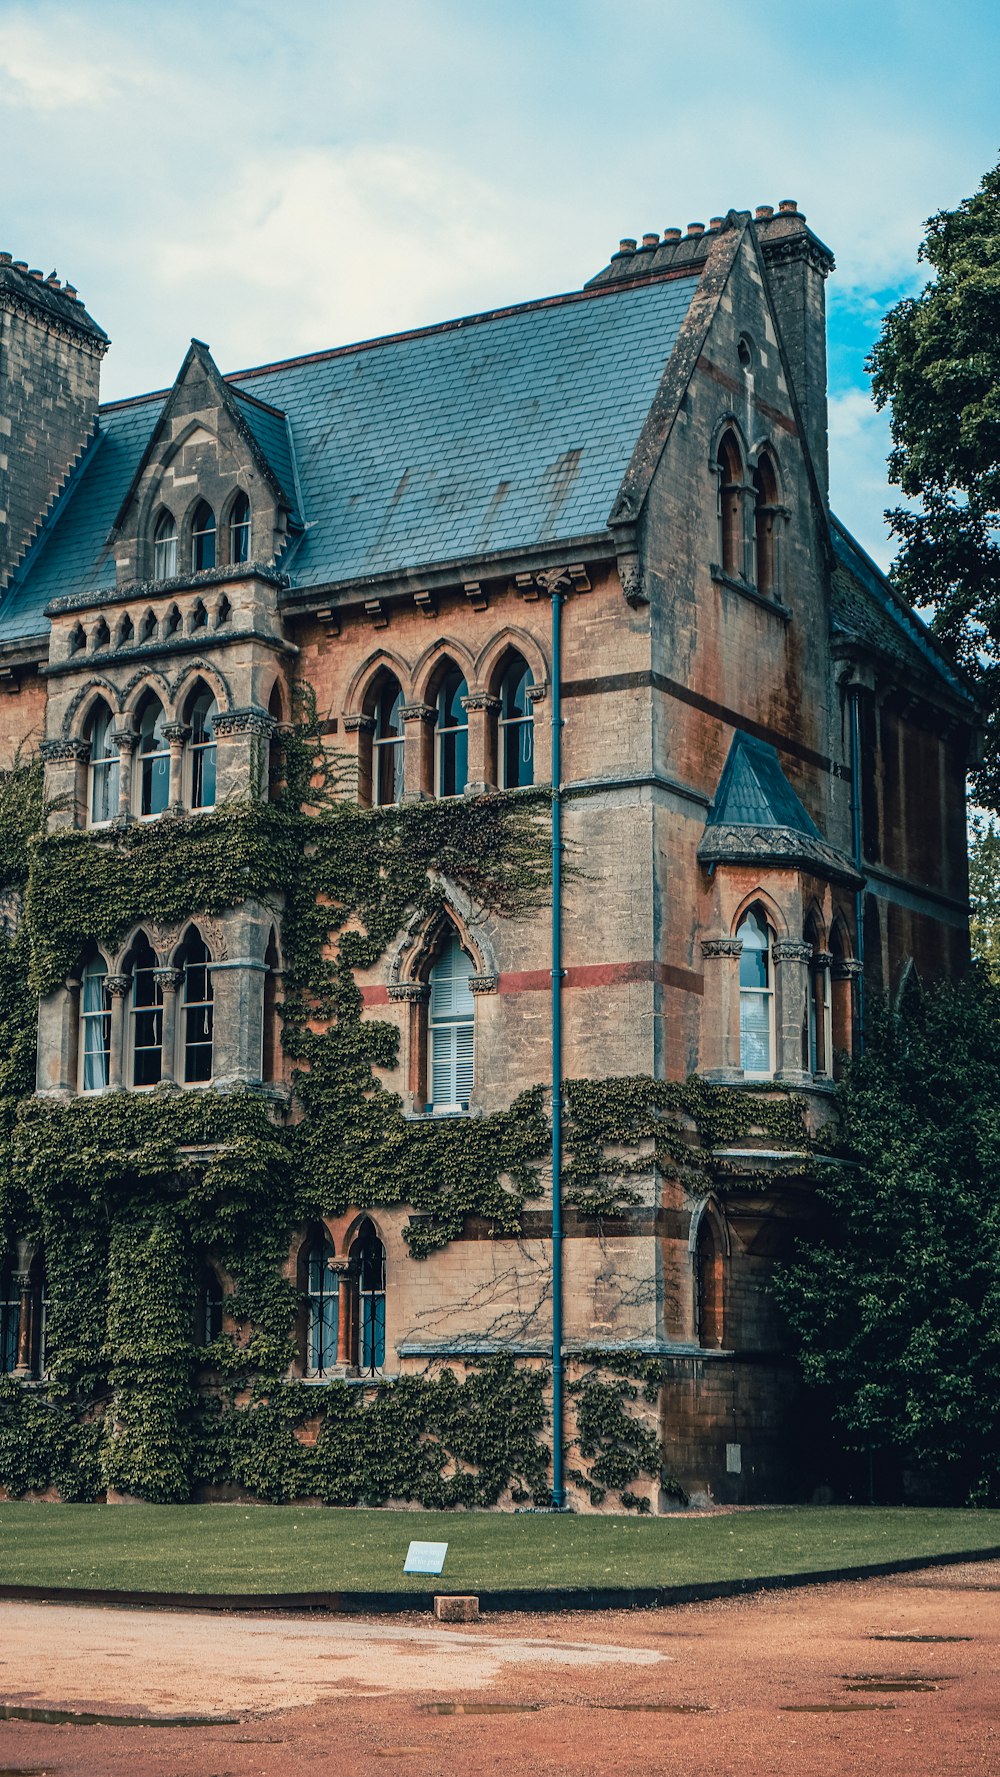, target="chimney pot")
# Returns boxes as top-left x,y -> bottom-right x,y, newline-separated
12,261 -> 27,271
709,216 -> 724,230
28,268 -> 43,281
642,232 -> 659,248
662,227 -> 682,243
618,238 -> 637,254
686,222 -> 705,237
0,252 -> 11,266
63,283 -> 78,298
755,204 -> 775,220
778,199 -> 799,214
46,274 -> 61,289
